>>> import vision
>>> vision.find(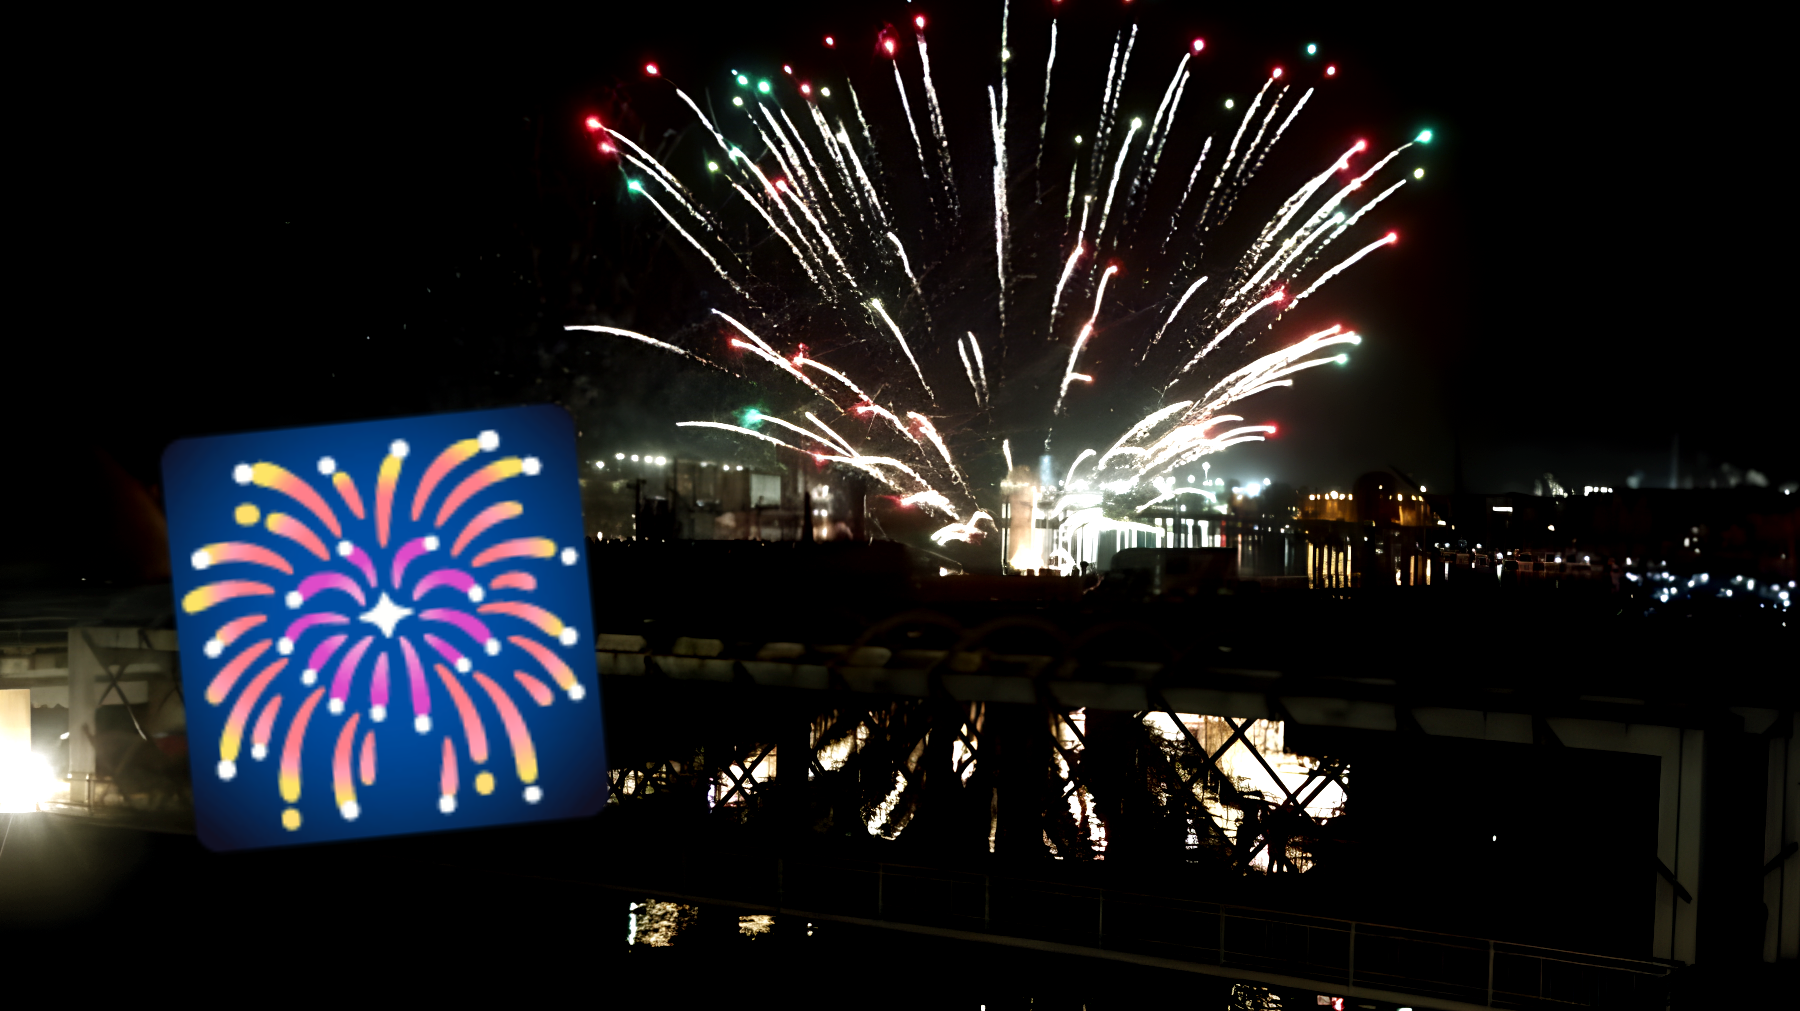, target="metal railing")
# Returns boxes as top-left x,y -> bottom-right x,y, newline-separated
622,857 -> 1671,1009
